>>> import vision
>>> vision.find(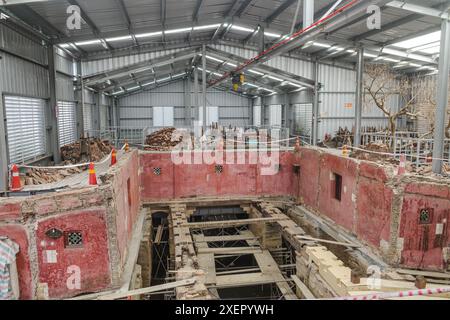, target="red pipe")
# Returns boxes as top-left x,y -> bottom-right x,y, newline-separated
208,0 -> 360,87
